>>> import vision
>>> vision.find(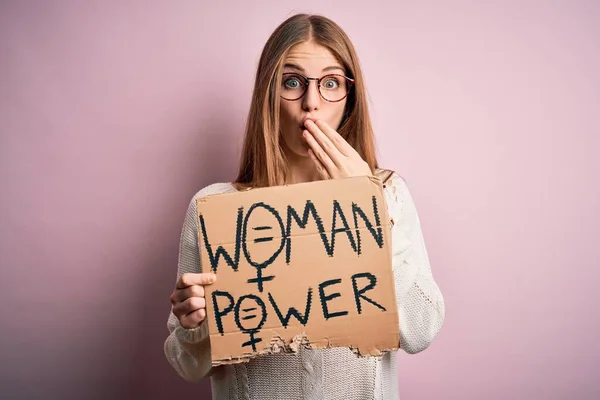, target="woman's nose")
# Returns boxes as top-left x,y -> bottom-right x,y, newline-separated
302,81 -> 320,111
